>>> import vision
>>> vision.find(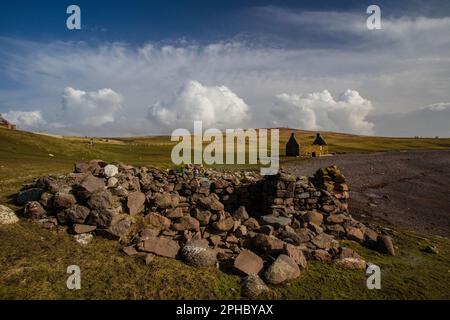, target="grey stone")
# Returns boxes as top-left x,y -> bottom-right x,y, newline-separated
260,215 -> 292,228
181,244 -> 217,267
264,254 -> 300,284
0,205 -> 19,224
